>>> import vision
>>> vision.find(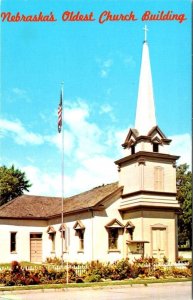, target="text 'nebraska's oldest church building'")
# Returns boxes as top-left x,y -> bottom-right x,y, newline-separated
0,32 -> 180,264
